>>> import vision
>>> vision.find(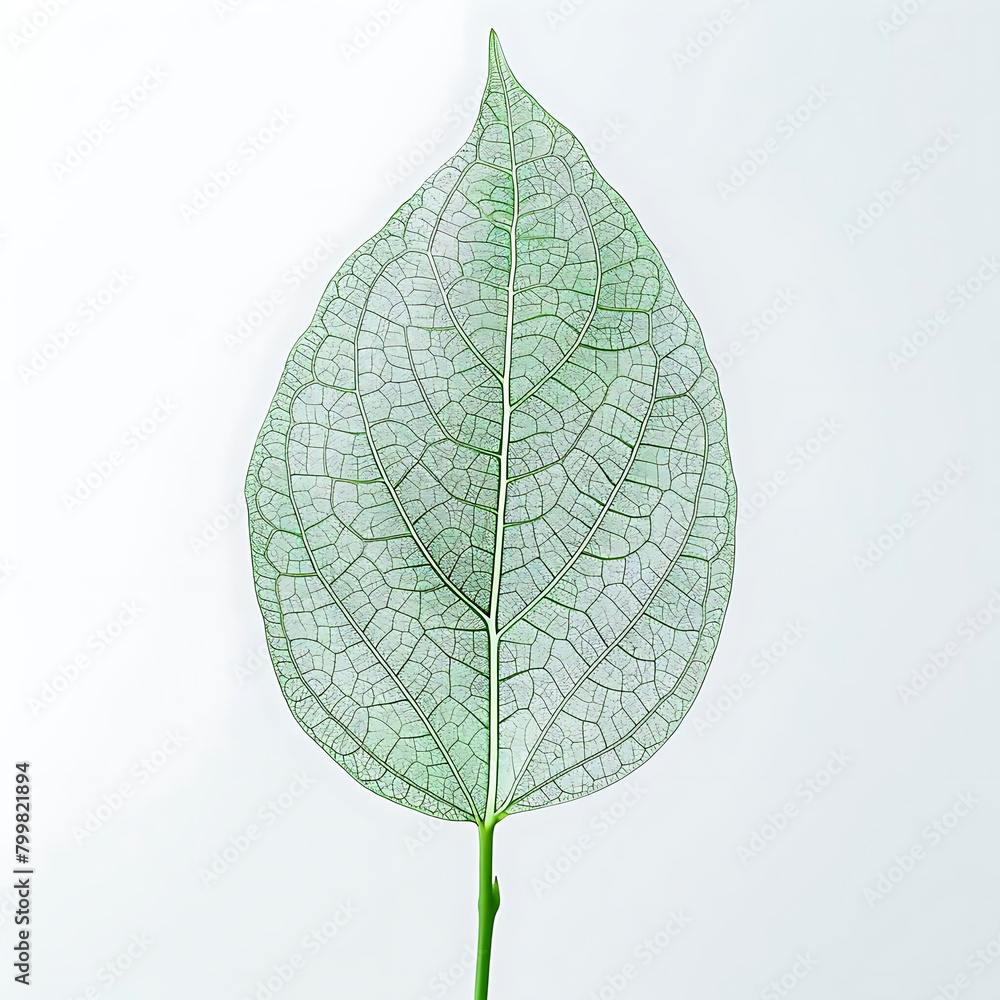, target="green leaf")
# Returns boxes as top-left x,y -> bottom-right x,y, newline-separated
245,31 -> 736,827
